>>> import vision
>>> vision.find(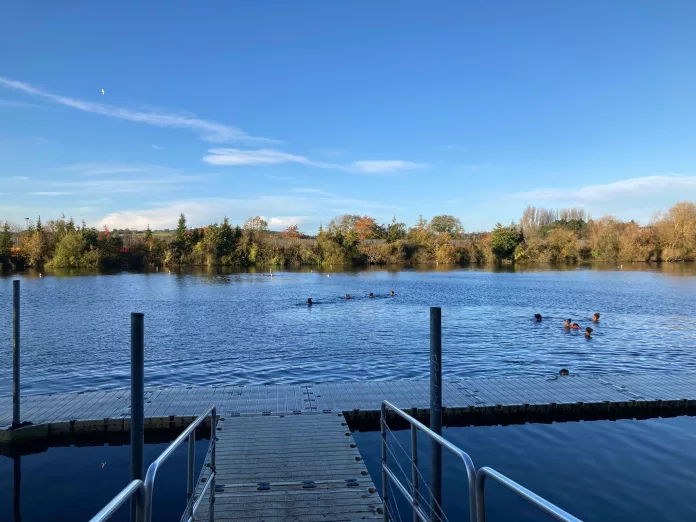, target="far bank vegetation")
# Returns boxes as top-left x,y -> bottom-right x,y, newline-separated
1,201 -> 695,271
